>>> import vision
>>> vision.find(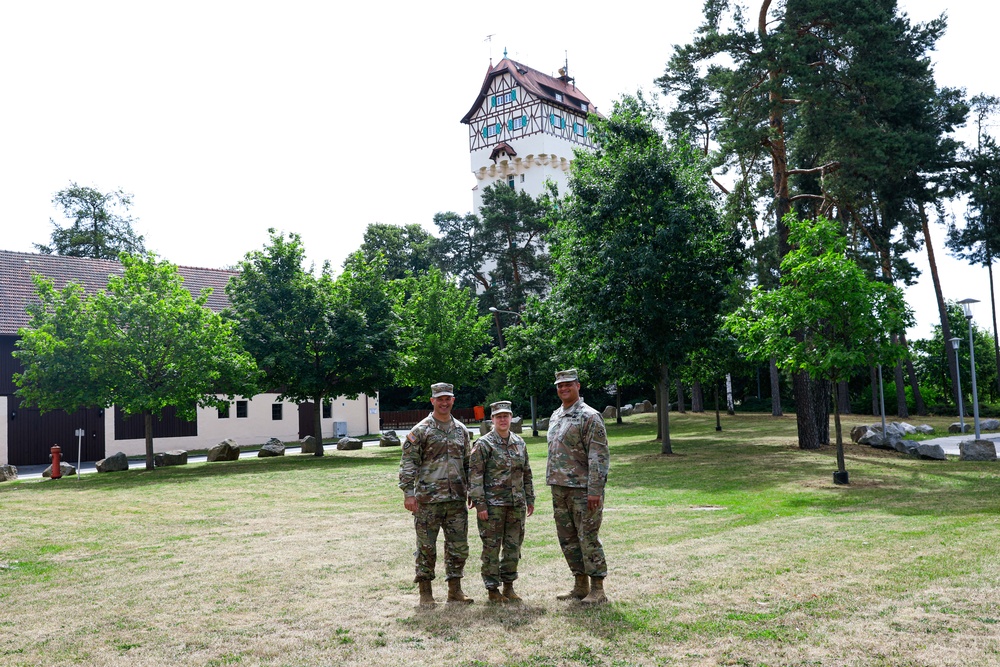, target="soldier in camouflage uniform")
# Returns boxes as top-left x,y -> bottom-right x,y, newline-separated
399,382 -> 474,606
470,400 -> 535,603
546,368 -> 610,605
